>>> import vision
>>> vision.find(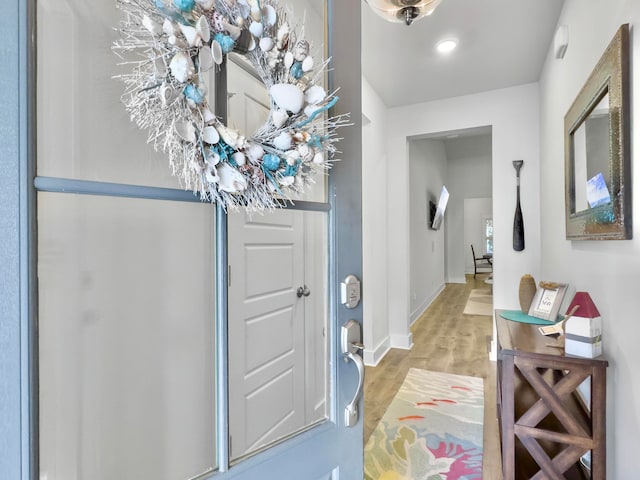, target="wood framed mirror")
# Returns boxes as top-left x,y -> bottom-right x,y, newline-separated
565,24 -> 631,240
